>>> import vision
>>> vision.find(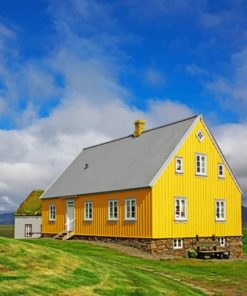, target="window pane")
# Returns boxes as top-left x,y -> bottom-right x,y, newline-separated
181,200 -> 185,218
175,200 -> 180,218
126,200 -> 130,218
